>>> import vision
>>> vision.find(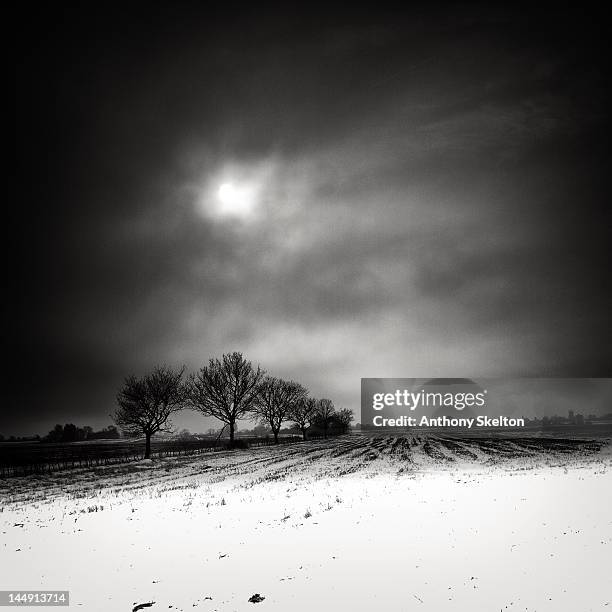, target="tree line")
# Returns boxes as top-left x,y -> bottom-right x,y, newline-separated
114,352 -> 352,458
43,424 -> 121,443
0,425 -> 121,443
